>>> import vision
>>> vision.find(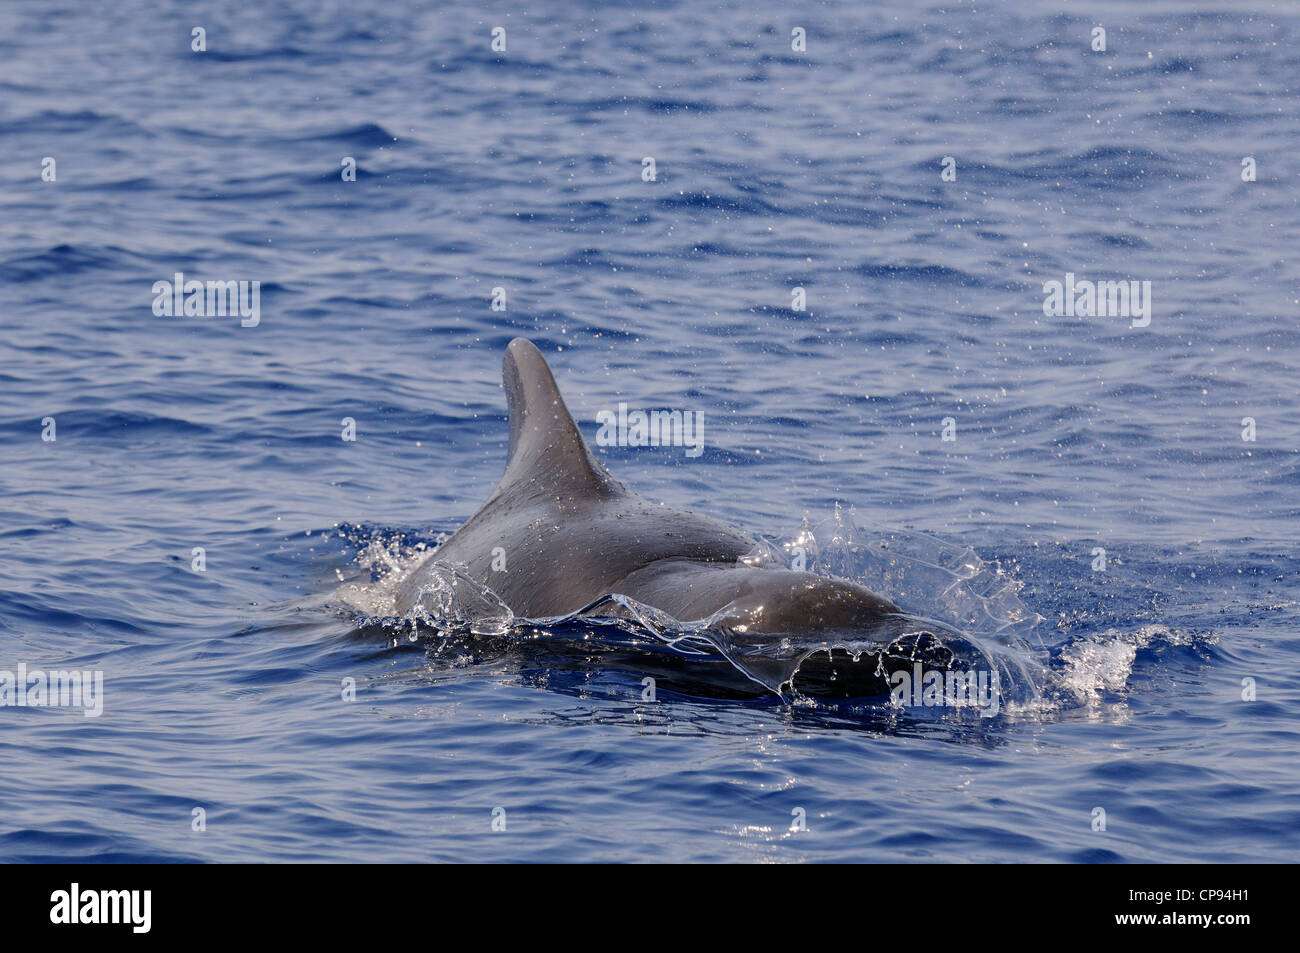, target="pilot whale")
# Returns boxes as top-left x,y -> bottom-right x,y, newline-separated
394,339 -> 902,651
